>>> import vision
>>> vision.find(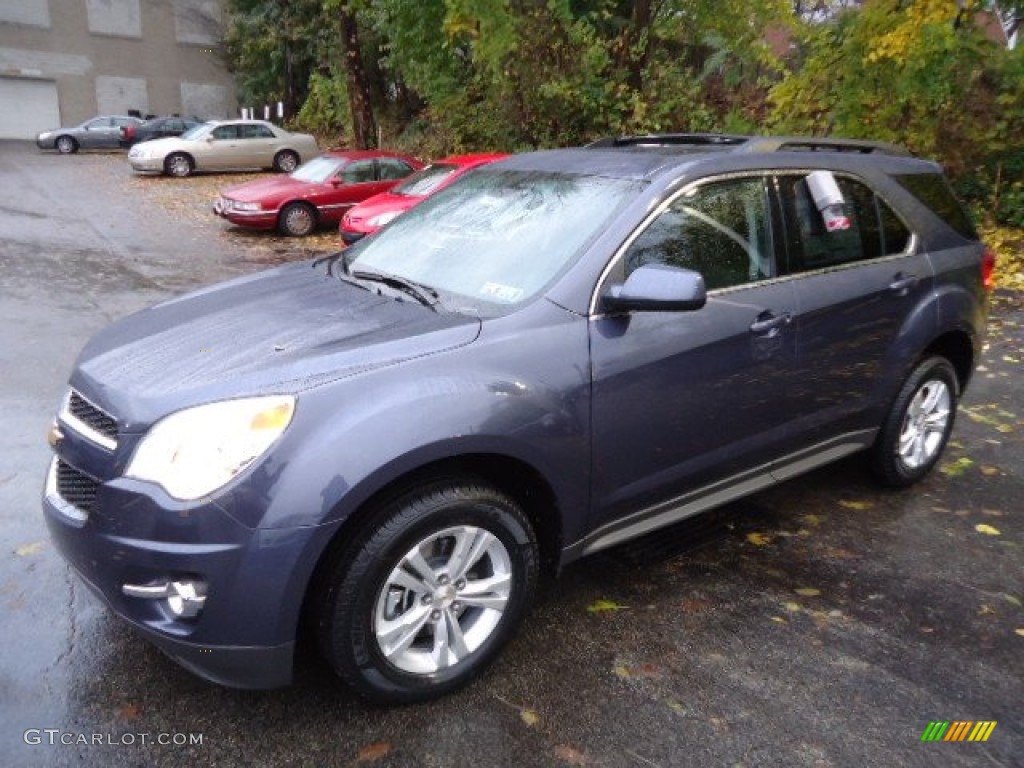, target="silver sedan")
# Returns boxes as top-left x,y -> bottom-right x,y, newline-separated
36,115 -> 144,154
128,120 -> 319,177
